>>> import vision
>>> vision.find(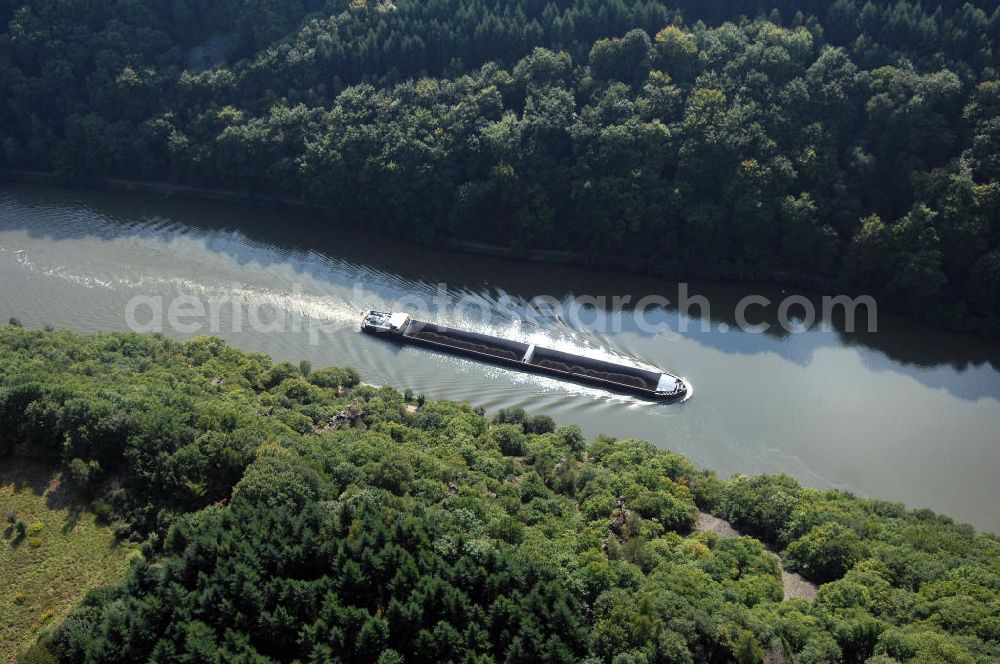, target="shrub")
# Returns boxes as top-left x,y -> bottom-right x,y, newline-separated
494,407 -> 526,427
307,366 -> 361,389
91,500 -> 113,524
874,626 -> 975,662
28,536 -> 43,548
731,630 -> 764,664
720,474 -> 801,543
14,518 -> 28,536
263,361 -> 301,389
556,425 -> 587,455
784,523 -> 867,583
689,471 -> 725,511
67,457 -> 101,492
525,414 -> 556,434
376,650 -> 404,664
581,493 -> 617,522
16,640 -> 57,664
28,521 -> 44,534
371,456 -> 414,495
487,514 -> 524,544
492,423 -> 527,456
